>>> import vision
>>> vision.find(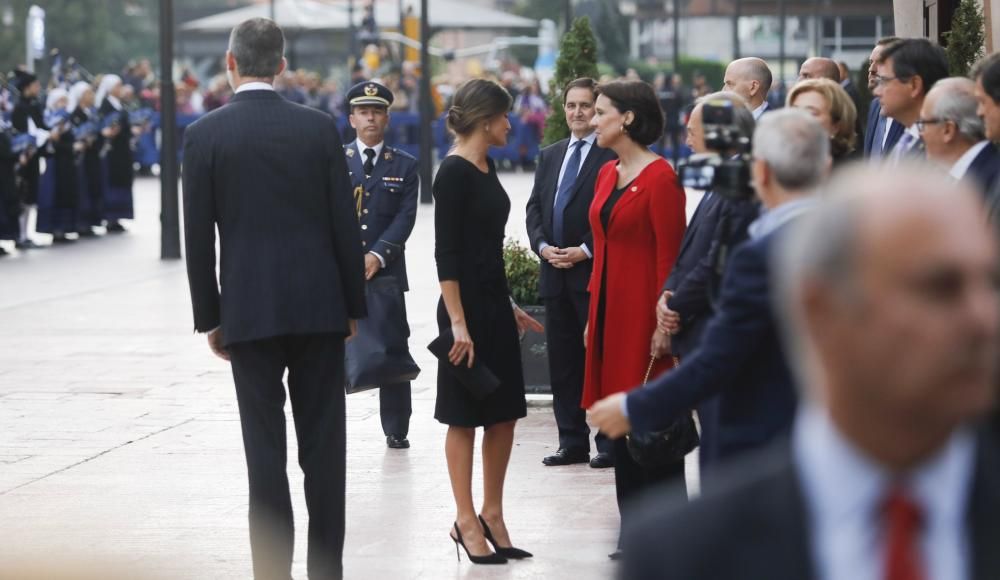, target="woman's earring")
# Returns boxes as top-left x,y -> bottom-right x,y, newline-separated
485,125 -> 490,133
620,124 -> 625,134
